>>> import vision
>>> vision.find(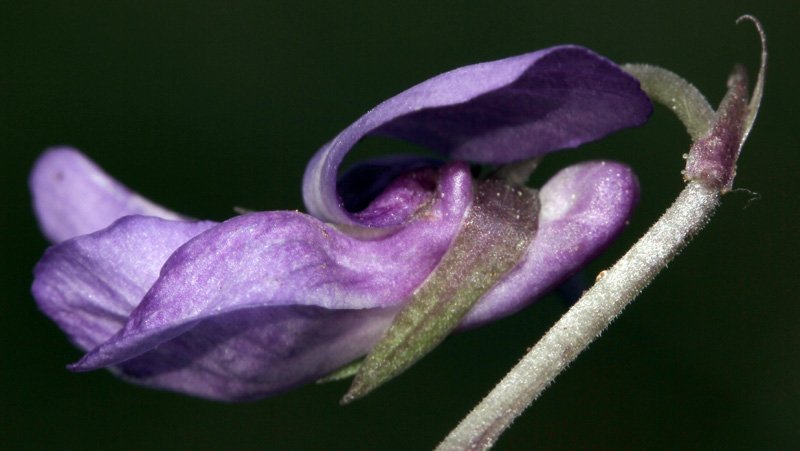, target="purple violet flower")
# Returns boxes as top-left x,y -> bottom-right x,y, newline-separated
30,45 -> 651,401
